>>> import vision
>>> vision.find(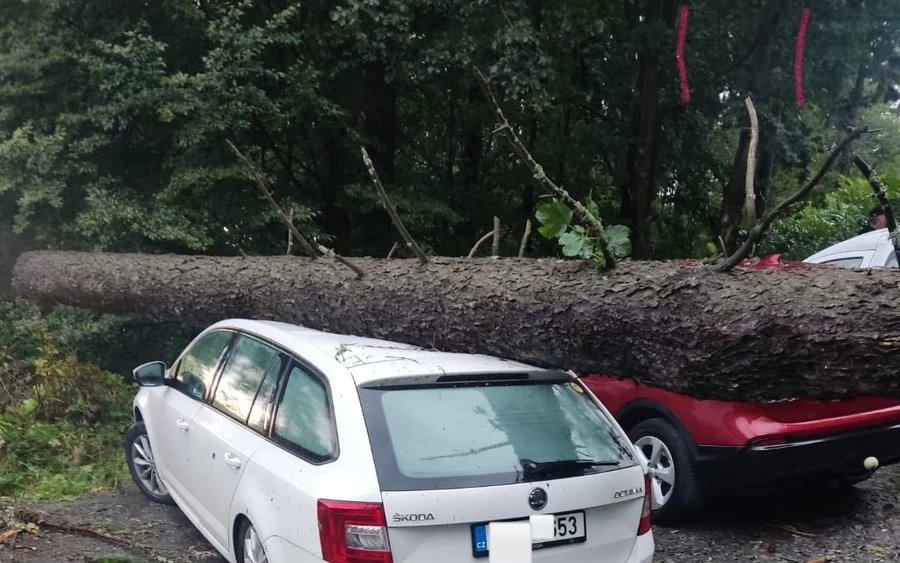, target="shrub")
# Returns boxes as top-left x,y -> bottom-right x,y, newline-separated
0,300 -> 134,499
